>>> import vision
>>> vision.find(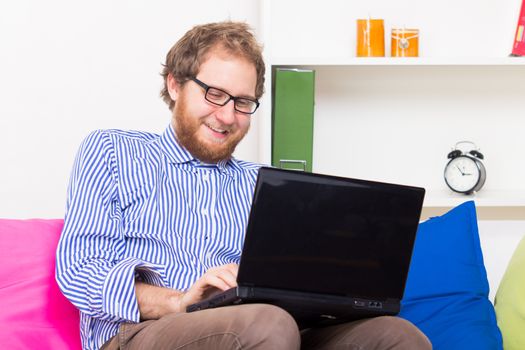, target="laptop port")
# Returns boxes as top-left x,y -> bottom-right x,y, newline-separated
368,301 -> 383,309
